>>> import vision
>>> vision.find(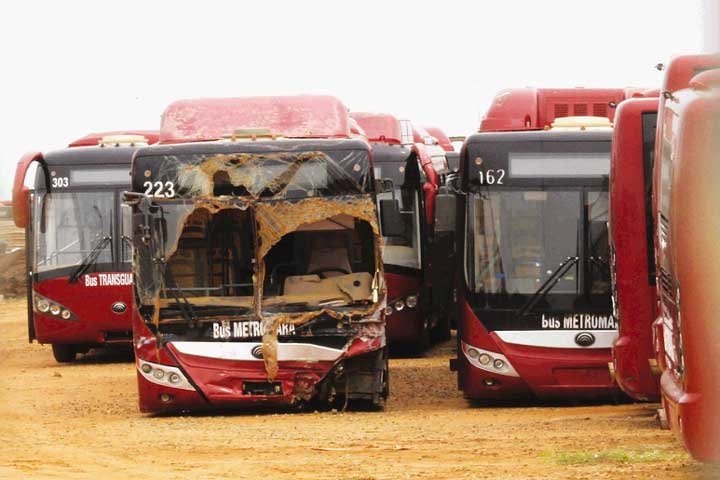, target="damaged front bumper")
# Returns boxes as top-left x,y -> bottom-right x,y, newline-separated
135,324 -> 386,413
